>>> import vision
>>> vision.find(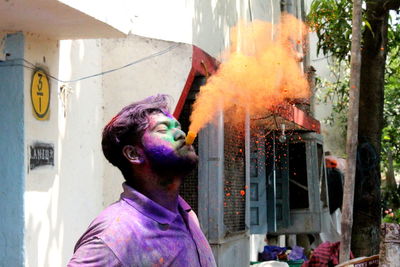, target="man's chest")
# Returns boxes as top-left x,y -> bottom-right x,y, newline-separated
102,218 -> 203,266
